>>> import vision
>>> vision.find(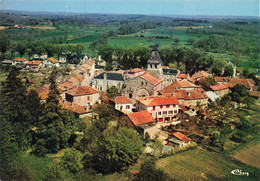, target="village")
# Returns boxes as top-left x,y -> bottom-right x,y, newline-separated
3,47 -> 258,155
